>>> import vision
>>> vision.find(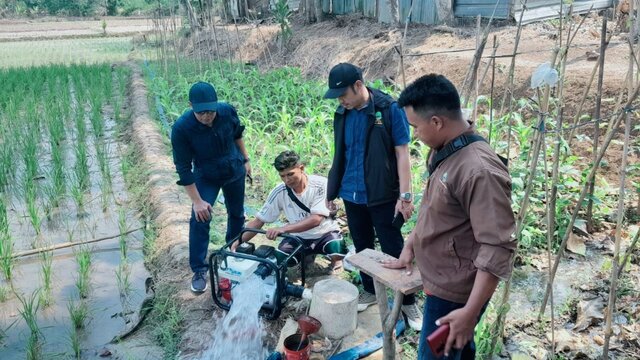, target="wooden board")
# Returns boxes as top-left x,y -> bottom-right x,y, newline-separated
346,248 -> 423,295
